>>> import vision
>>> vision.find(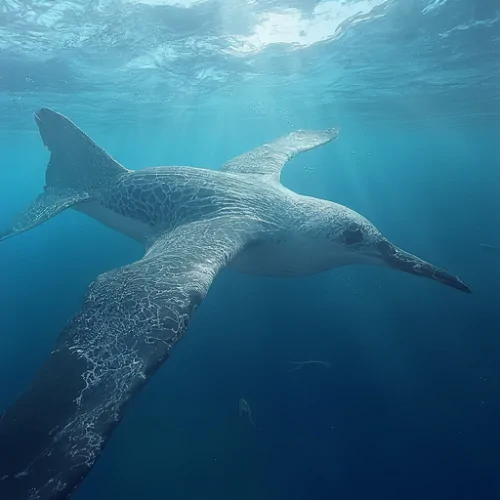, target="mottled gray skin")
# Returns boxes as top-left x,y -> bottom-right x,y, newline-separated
0,108 -> 471,500
82,166 -> 381,276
